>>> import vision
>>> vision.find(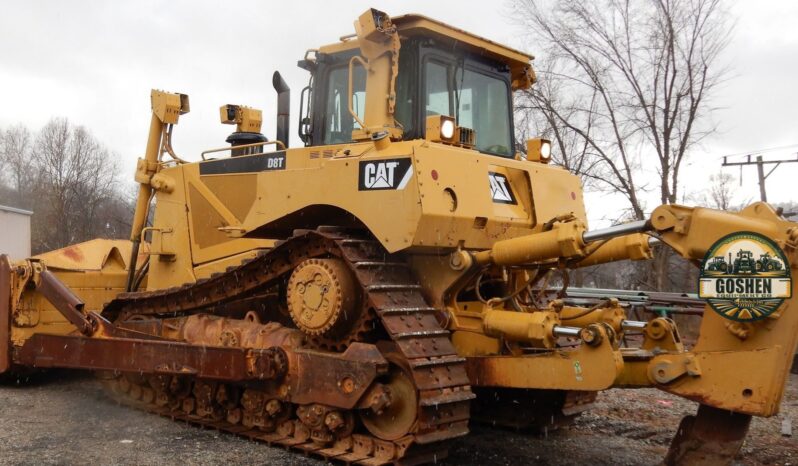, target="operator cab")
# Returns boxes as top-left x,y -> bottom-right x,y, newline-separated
297,13 -> 534,158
